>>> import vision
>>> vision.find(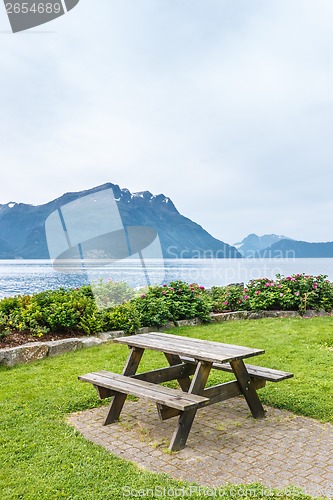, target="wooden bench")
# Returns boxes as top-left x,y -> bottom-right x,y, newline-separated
180,356 -> 293,383
79,370 -> 209,425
